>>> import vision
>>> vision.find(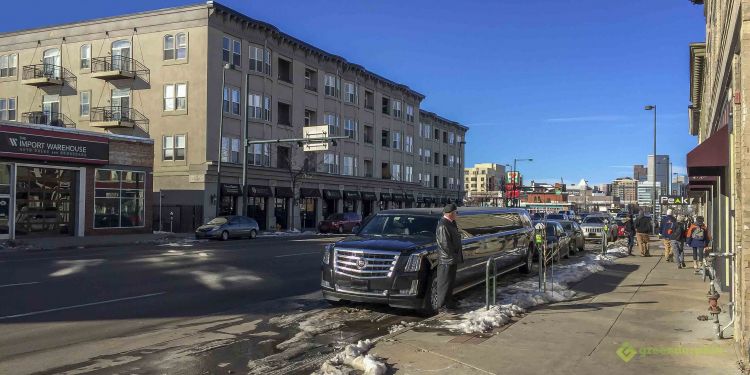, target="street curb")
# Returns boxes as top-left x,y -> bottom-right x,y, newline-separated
0,234 -> 189,253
